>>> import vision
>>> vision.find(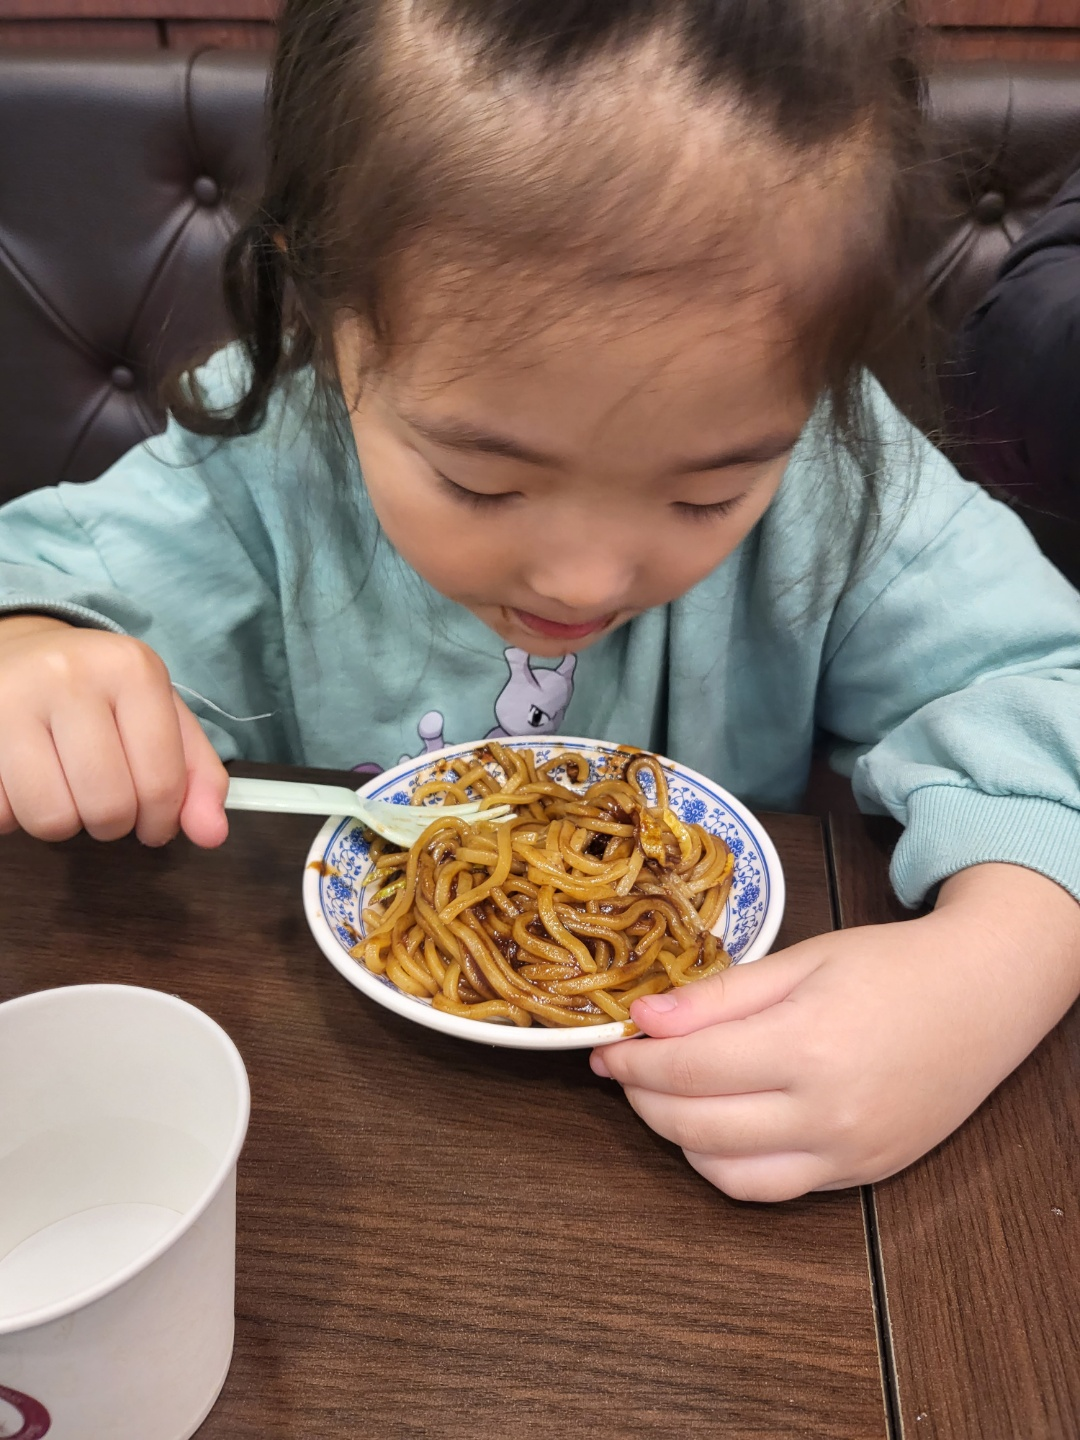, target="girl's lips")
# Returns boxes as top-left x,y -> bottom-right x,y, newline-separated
510,608 -> 616,640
